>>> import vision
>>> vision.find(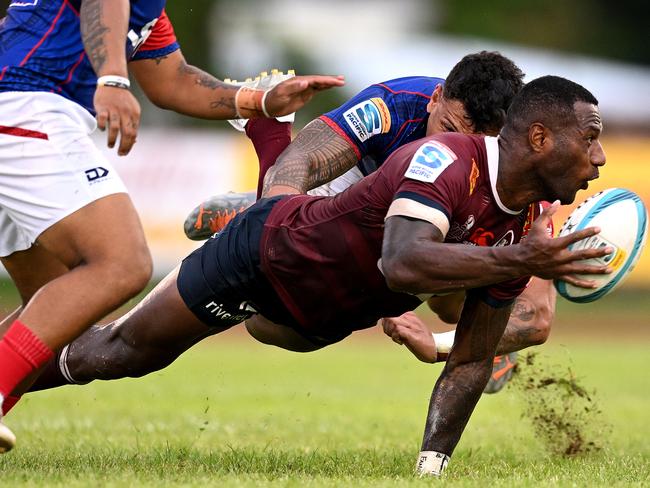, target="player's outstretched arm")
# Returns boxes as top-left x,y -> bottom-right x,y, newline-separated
417,293 -> 512,476
262,119 -> 360,197
81,0 -> 141,156
383,278 -> 555,365
129,51 -> 344,120
382,203 -> 614,296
